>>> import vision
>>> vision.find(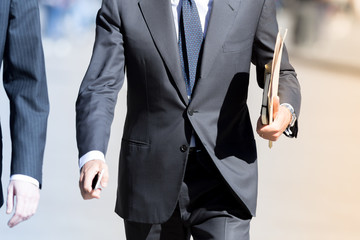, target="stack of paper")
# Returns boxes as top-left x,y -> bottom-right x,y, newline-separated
260,29 -> 288,148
